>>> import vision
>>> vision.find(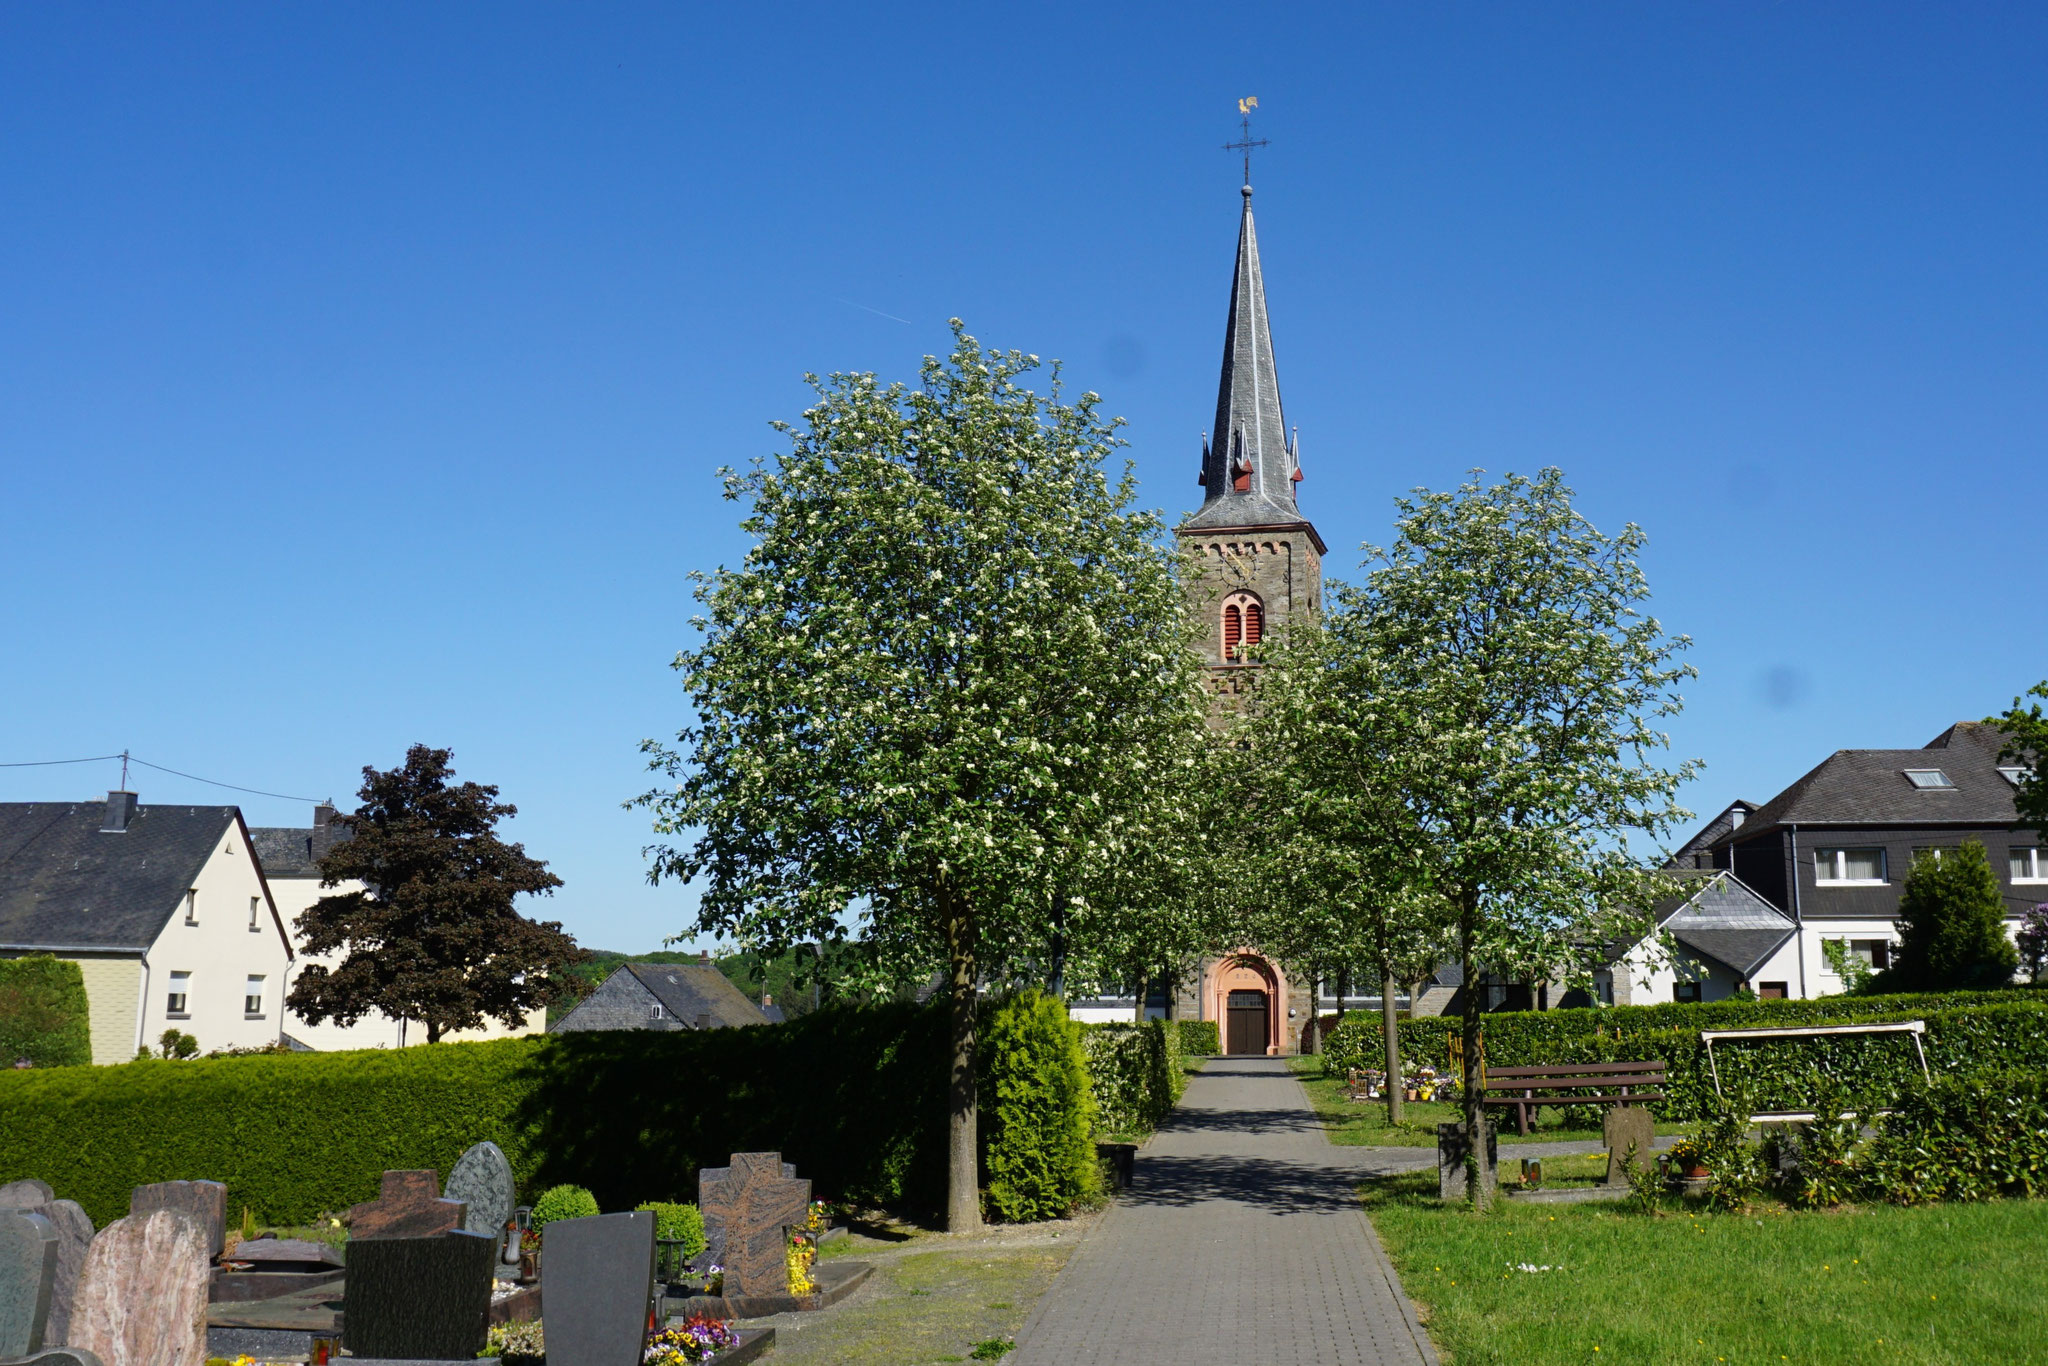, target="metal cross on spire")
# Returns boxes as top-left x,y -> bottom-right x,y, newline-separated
1223,95 -> 1269,187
